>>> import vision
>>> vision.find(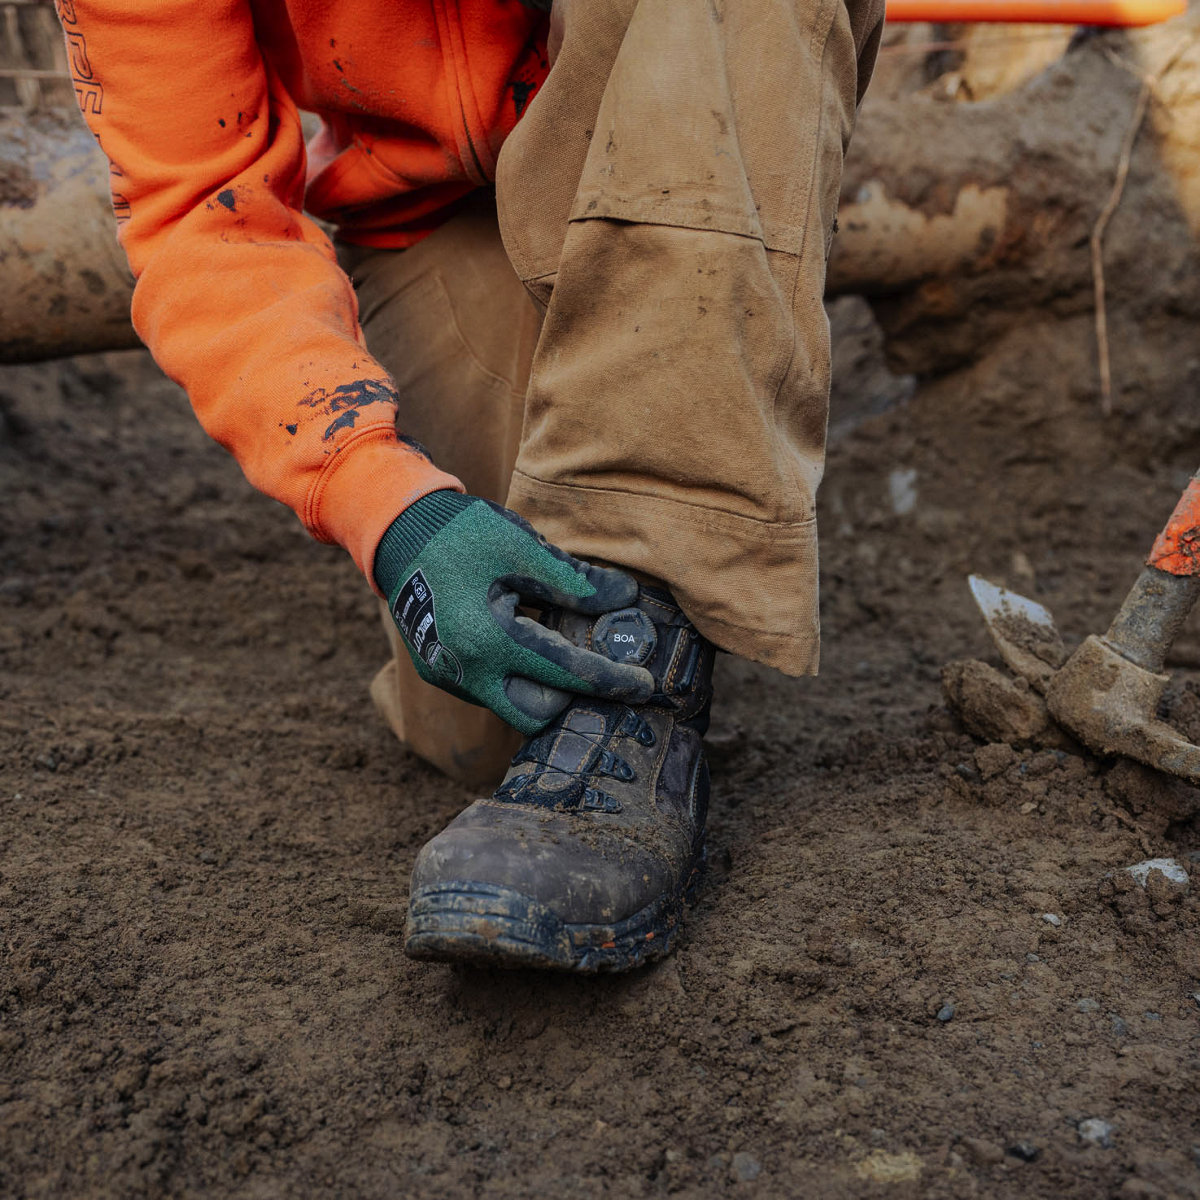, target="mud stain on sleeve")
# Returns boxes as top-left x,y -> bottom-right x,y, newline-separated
297,378 -> 399,441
